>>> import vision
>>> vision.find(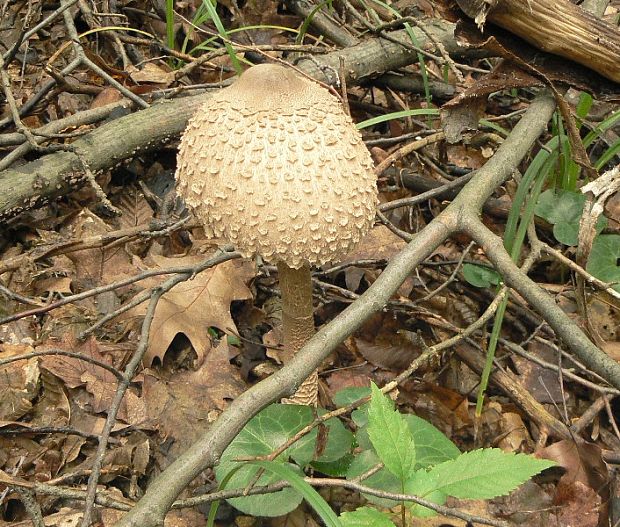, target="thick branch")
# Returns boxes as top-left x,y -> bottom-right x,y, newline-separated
0,19 -> 457,224
114,91 -> 557,527
463,216 -> 620,388
456,0 -> 620,82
